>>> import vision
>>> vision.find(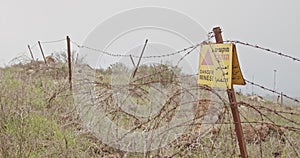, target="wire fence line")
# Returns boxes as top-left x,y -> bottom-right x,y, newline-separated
226,40 -> 300,62
28,38 -> 66,50
12,54 -> 300,157
29,43 -> 38,50
185,74 -> 300,105
71,40 -> 202,59
26,37 -> 300,104
39,38 -> 66,44
16,34 -> 300,157
245,79 -> 299,103
29,37 -> 300,62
